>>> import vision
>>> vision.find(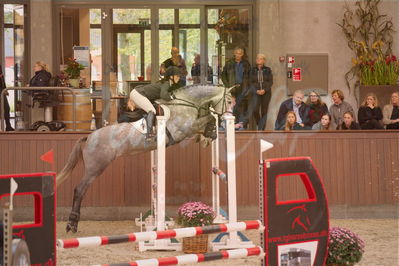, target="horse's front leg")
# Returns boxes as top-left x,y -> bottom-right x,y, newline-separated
192,114 -> 216,137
